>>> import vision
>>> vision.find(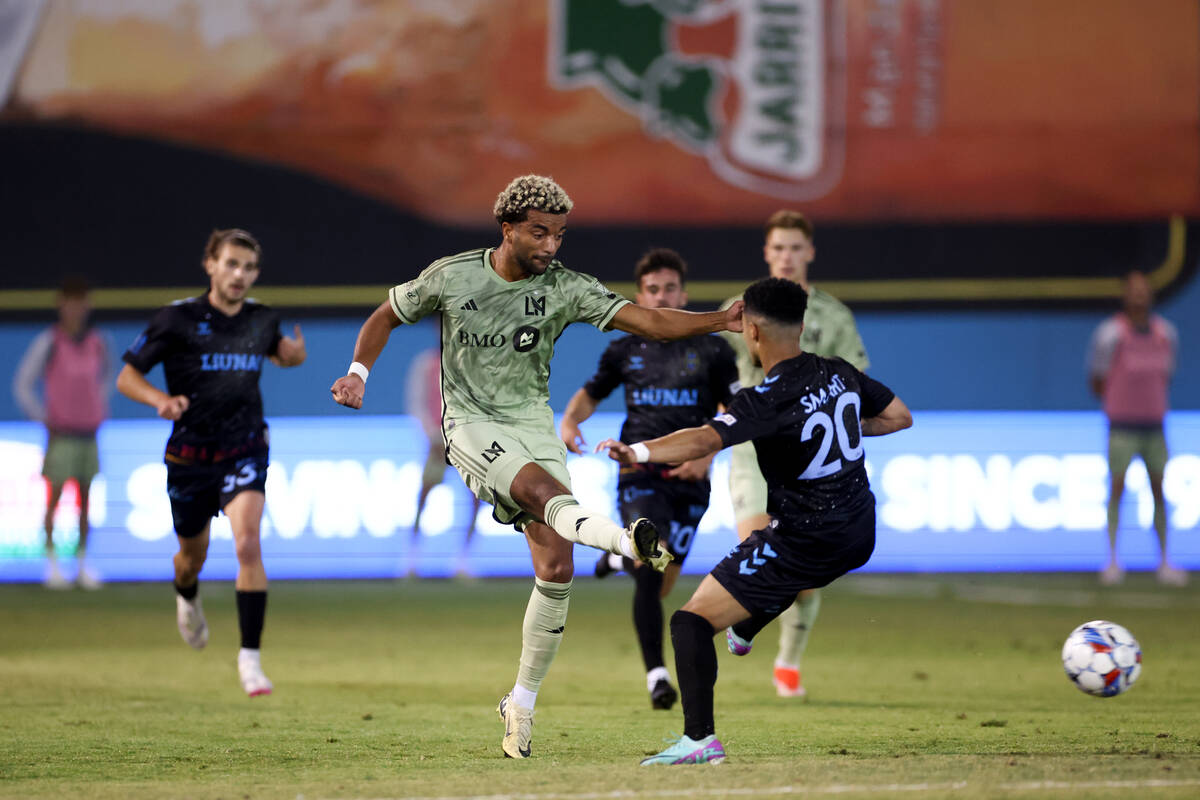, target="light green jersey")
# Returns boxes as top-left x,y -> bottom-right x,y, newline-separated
389,248 -> 629,424
718,285 -> 869,387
